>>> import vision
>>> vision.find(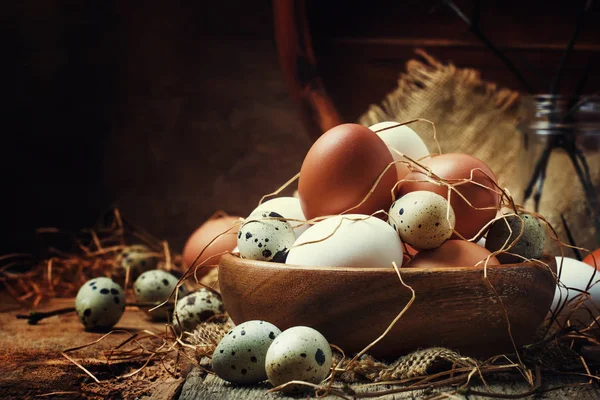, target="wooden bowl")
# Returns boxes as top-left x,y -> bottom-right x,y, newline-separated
218,253 -> 557,359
